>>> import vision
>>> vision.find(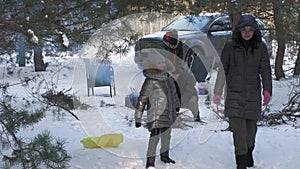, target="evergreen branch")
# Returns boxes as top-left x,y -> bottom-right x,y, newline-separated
47,102 -> 79,121
32,92 -> 79,121
0,77 -> 32,89
0,118 -> 24,158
